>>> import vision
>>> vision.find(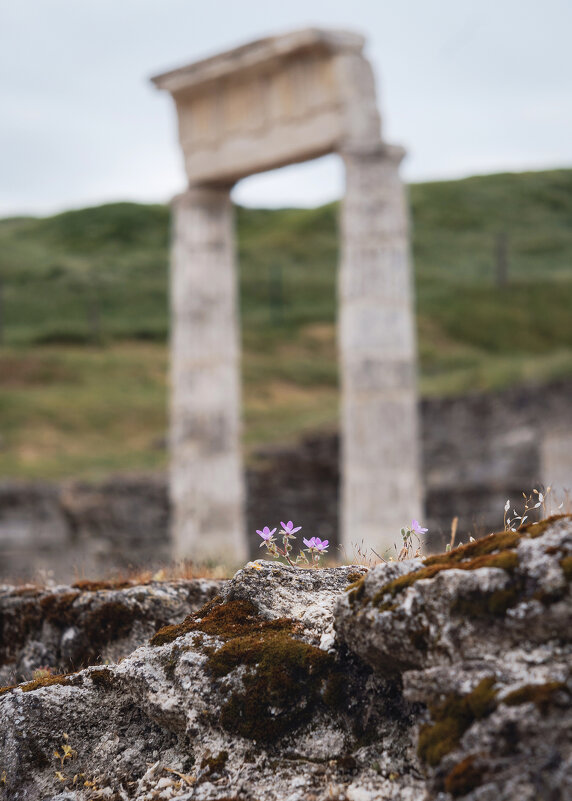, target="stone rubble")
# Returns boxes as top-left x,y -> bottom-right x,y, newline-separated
0,578 -> 222,686
0,516 -> 570,800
